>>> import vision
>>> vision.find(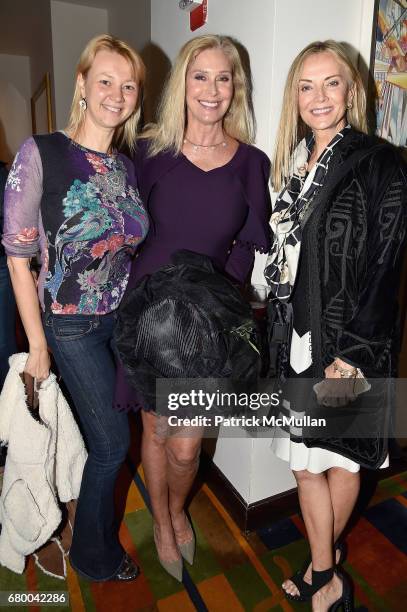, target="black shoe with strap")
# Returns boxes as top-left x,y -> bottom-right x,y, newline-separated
283,541 -> 346,602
